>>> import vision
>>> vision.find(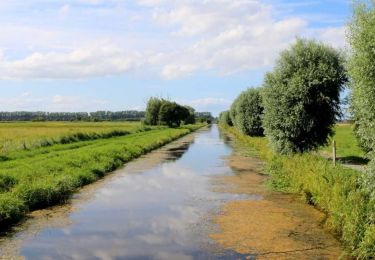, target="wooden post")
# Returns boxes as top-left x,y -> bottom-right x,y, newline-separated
332,140 -> 336,166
